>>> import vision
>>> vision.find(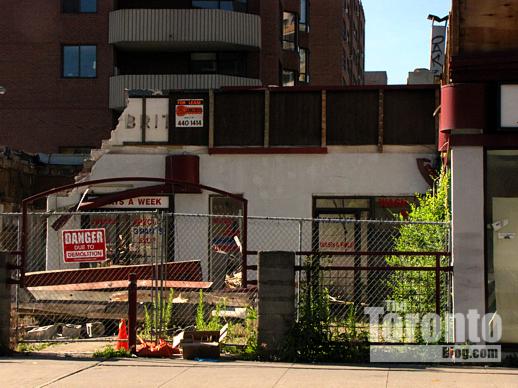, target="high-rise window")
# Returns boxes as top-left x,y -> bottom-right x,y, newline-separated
282,69 -> 295,86
299,48 -> 309,83
62,0 -> 96,13
282,12 -> 297,50
62,45 -> 96,78
192,0 -> 247,12
299,0 -> 309,31
190,52 -> 246,76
